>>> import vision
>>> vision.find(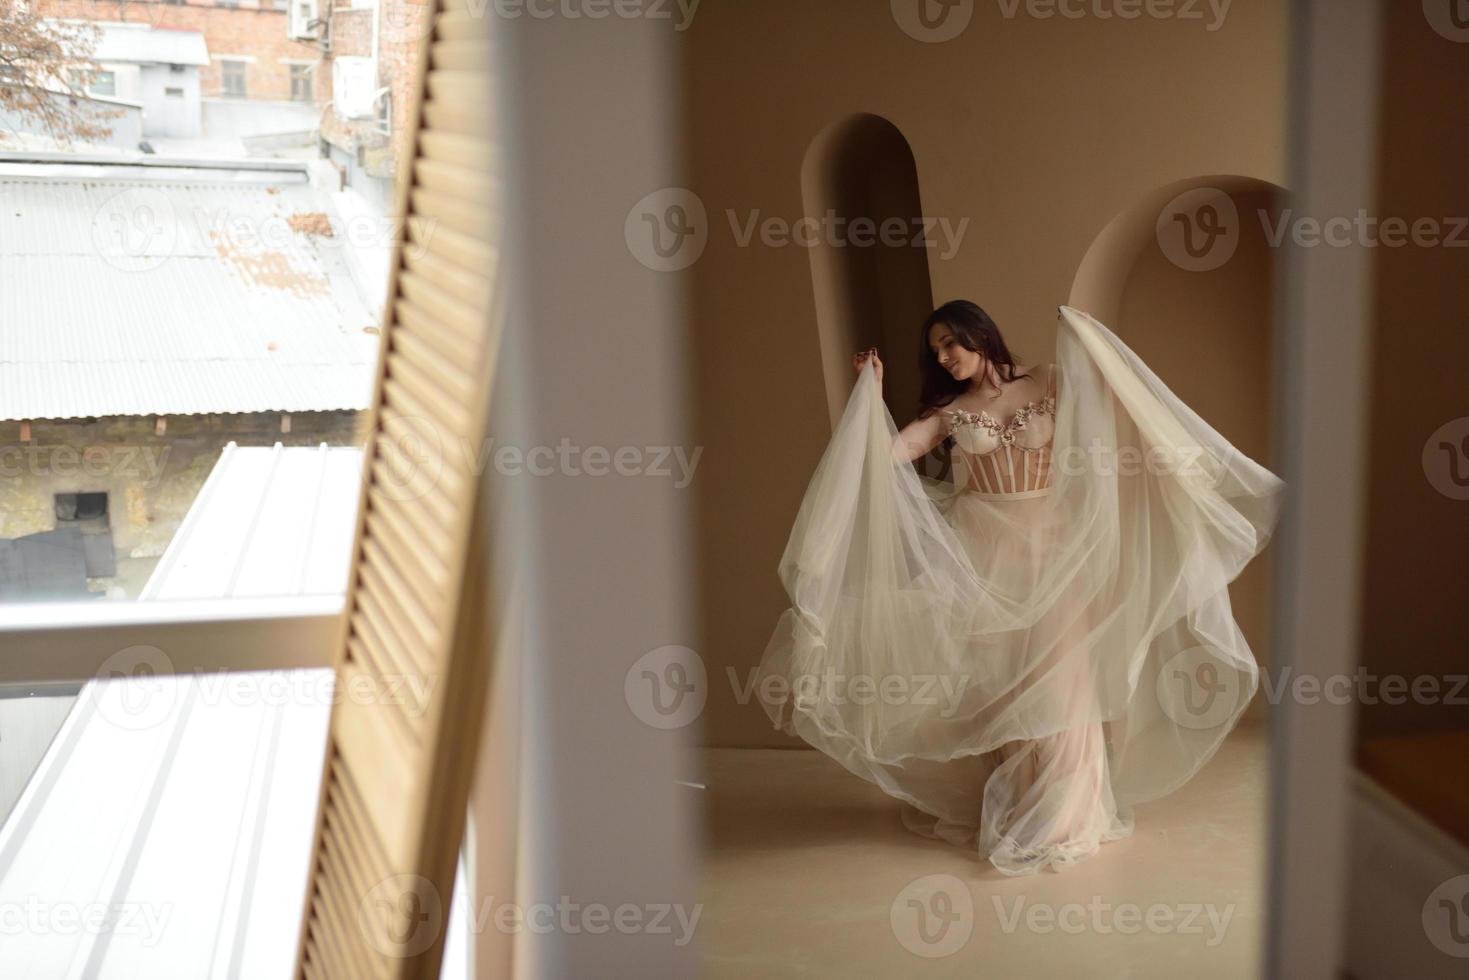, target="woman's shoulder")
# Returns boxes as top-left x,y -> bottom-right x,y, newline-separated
1015,362 -> 1055,388
1023,362 -> 1058,400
